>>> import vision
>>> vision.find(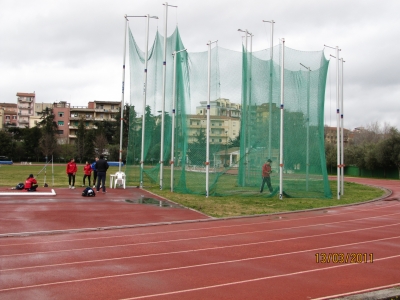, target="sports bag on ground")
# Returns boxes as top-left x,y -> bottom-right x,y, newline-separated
82,187 -> 96,197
